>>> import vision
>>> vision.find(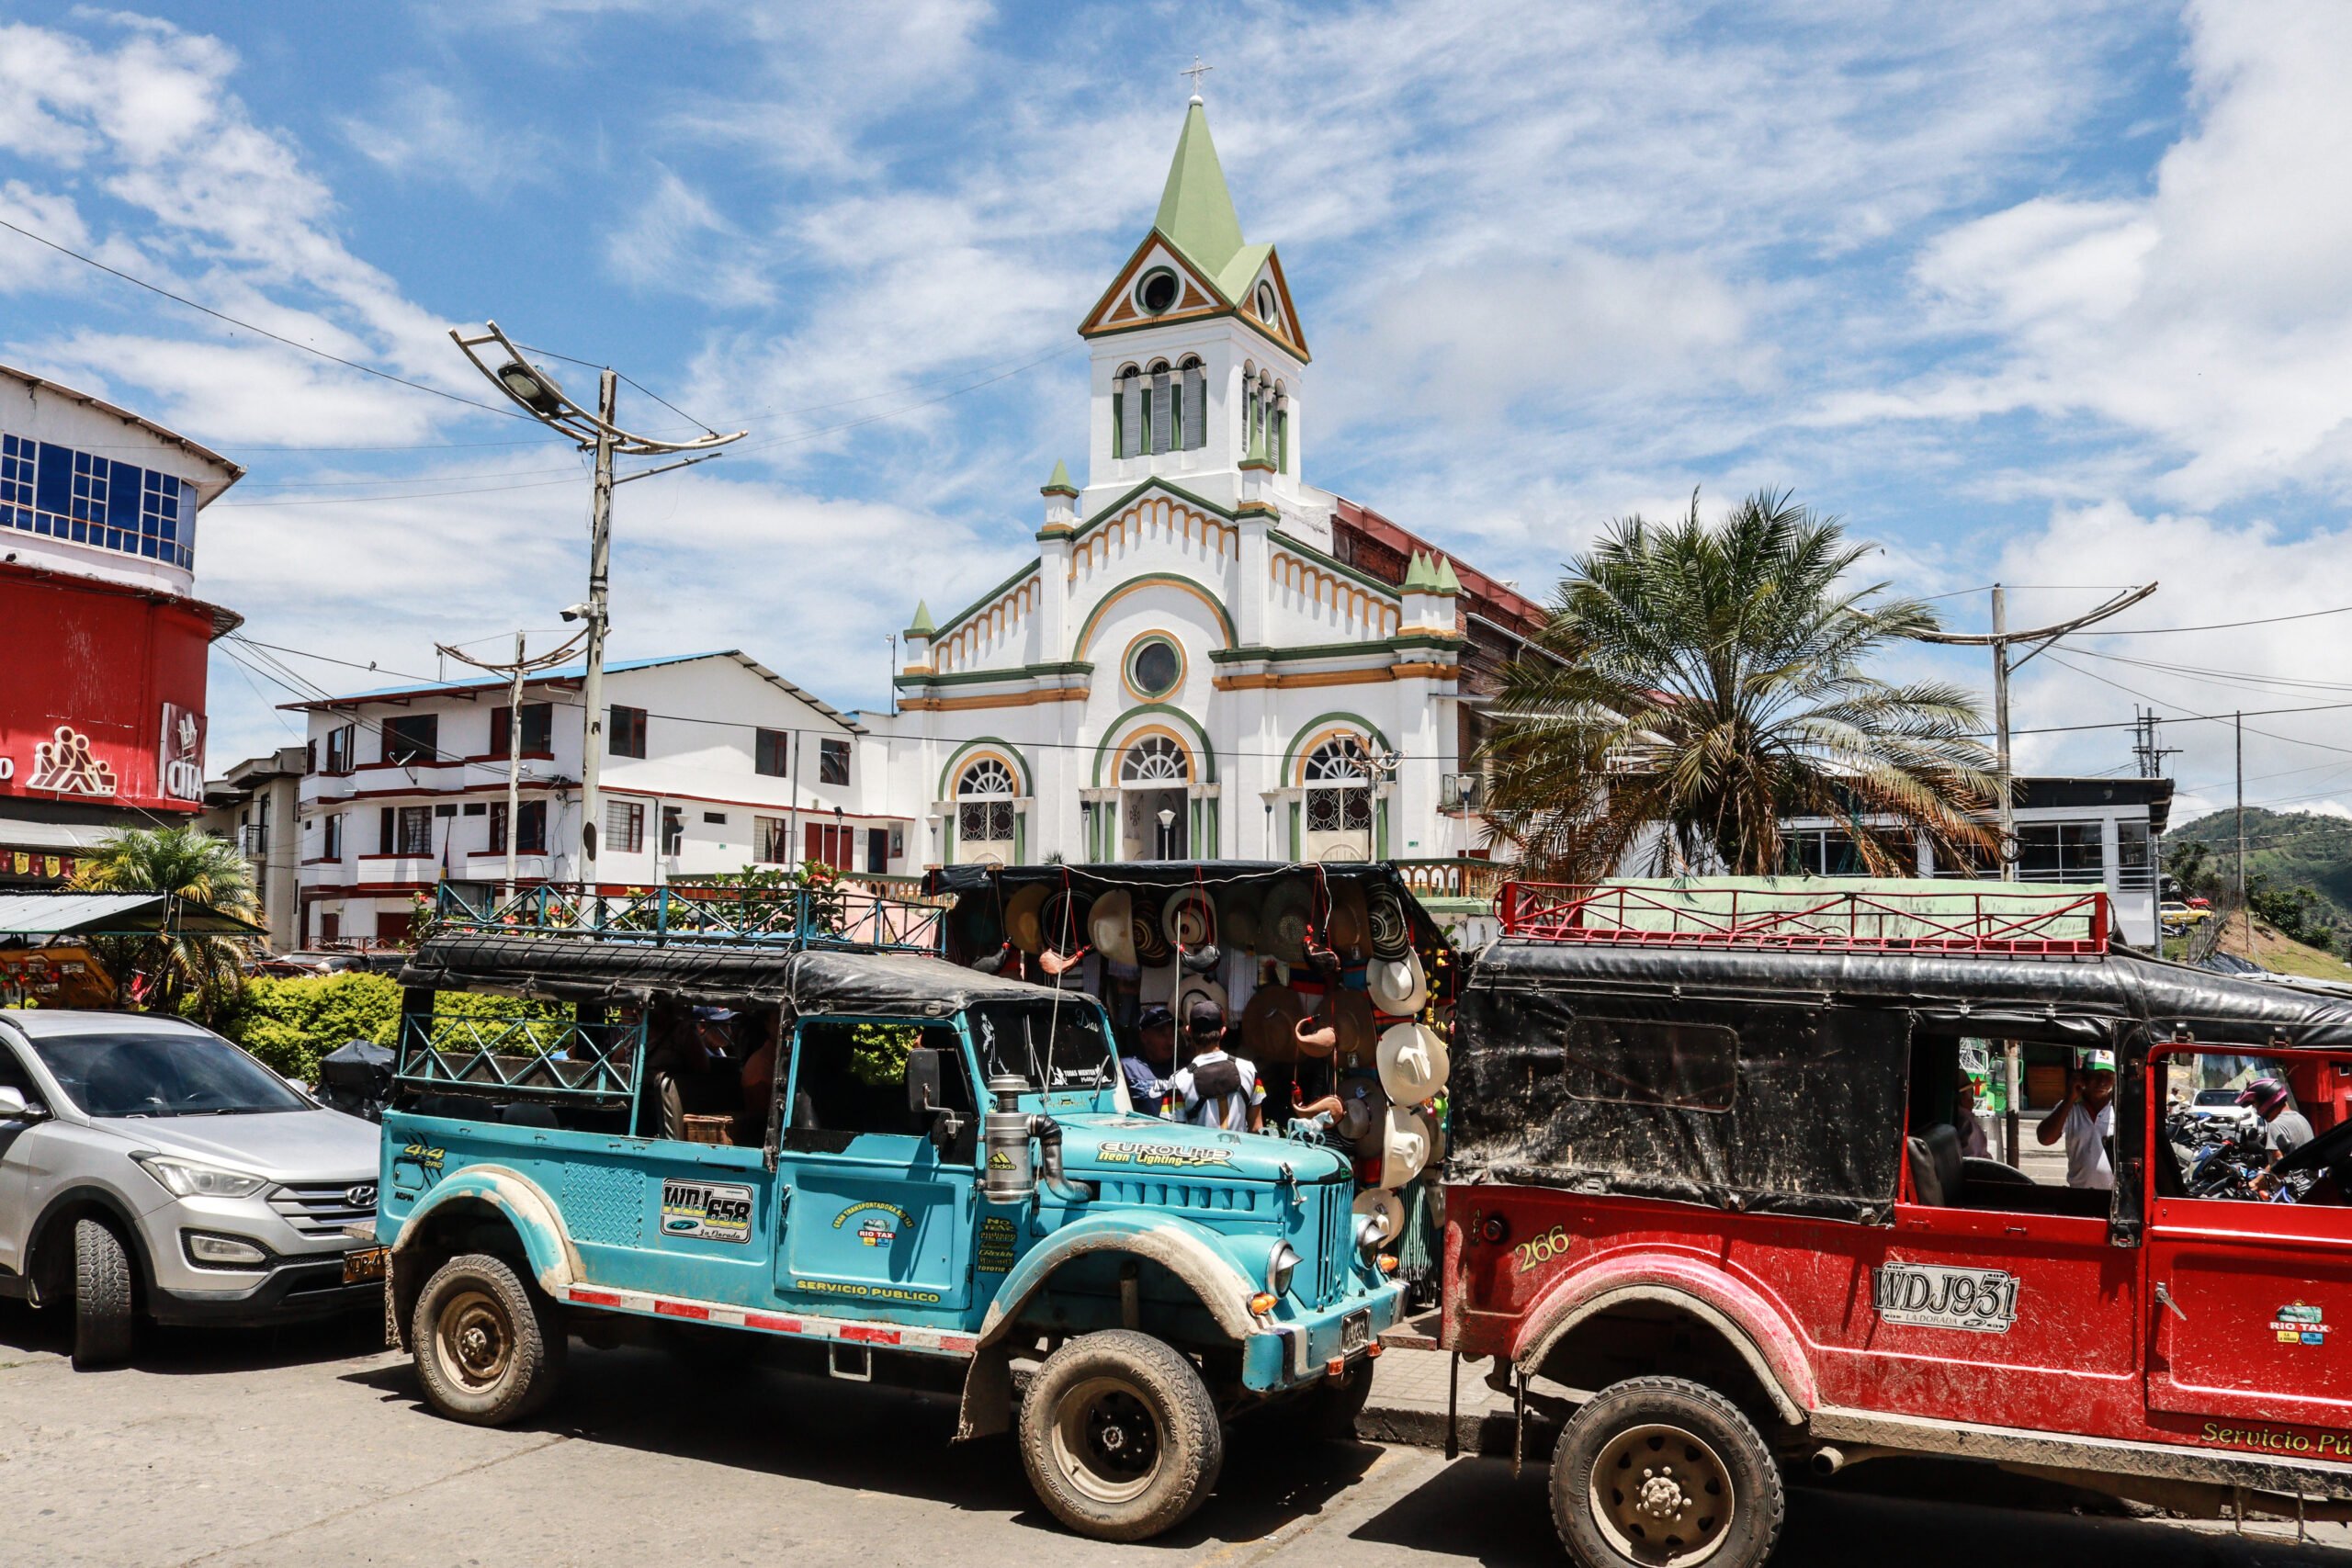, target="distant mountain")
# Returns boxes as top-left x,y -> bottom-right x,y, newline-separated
2169,807 -> 2352,948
